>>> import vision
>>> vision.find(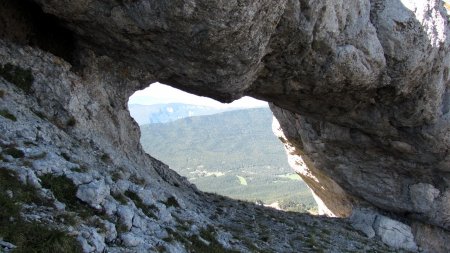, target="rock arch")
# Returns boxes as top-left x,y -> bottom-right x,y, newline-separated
3,0 -> 450,251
